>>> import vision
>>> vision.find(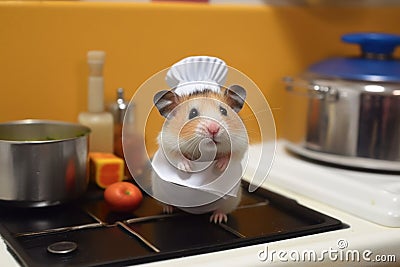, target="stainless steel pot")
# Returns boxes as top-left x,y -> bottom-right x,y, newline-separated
283,33 -> 400,171
0,119 -> 90,207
